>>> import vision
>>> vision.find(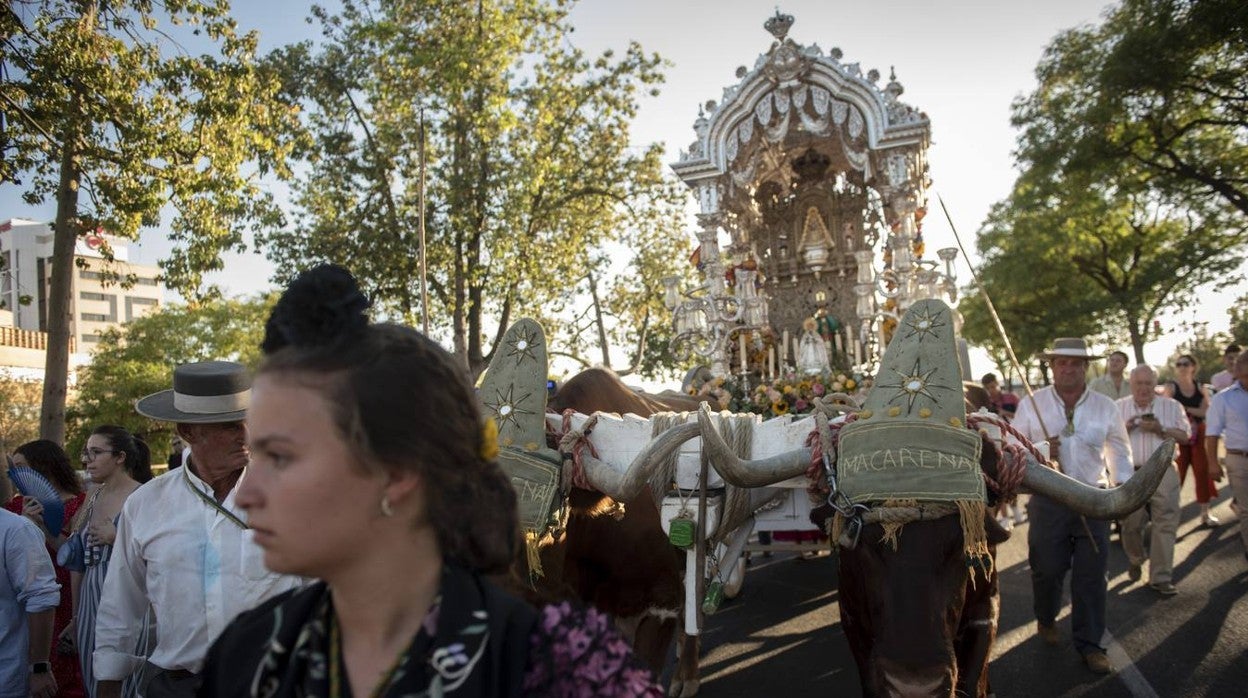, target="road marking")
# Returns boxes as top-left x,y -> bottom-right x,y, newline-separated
1103,630 -> 1160,698
994,611 -> 1160,697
